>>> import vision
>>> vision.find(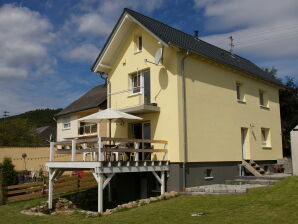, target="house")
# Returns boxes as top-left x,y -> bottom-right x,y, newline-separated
91,8 -> 283,189
46,8 -> 283,212
290,121 -> 298,175
55,84 -> 107,141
